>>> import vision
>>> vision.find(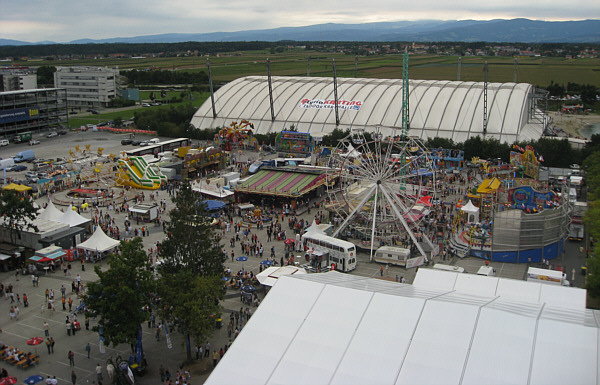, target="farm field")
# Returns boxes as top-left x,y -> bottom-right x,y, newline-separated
14,50 -> 600,87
